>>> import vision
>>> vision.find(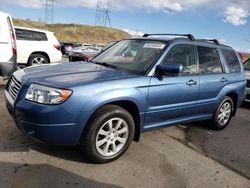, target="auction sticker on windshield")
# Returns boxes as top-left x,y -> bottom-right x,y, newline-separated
143,43 -> 165,49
